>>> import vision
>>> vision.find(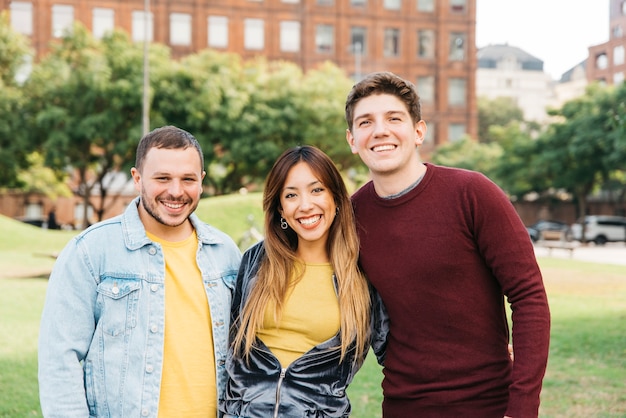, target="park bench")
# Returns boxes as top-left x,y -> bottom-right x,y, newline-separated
536,230 -> 578,258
